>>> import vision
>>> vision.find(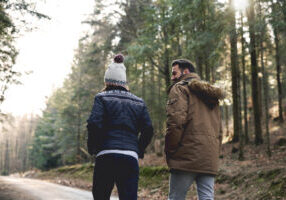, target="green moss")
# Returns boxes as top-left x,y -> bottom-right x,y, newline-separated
39,164 -> 170,194
231,174 -> 249,186
140,166 -> 169,177
256,177 -> 265,183
36,163 -> 286,199
255,169 -> 286,199
258,168 -> 283,180
216,173 -> 231,184
138,166 -> 169,194
268,177 -> 286,197
38,163 -> 94,182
